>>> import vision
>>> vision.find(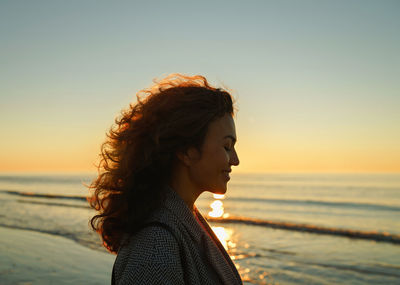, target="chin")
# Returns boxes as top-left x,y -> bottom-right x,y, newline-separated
212,186 -> 227,195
